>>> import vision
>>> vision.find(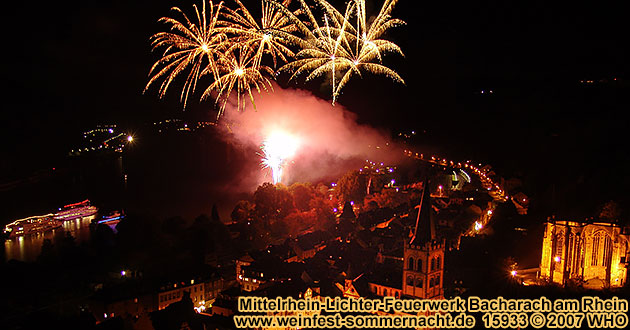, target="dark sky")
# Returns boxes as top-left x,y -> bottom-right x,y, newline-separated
2,0 -> 629,217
